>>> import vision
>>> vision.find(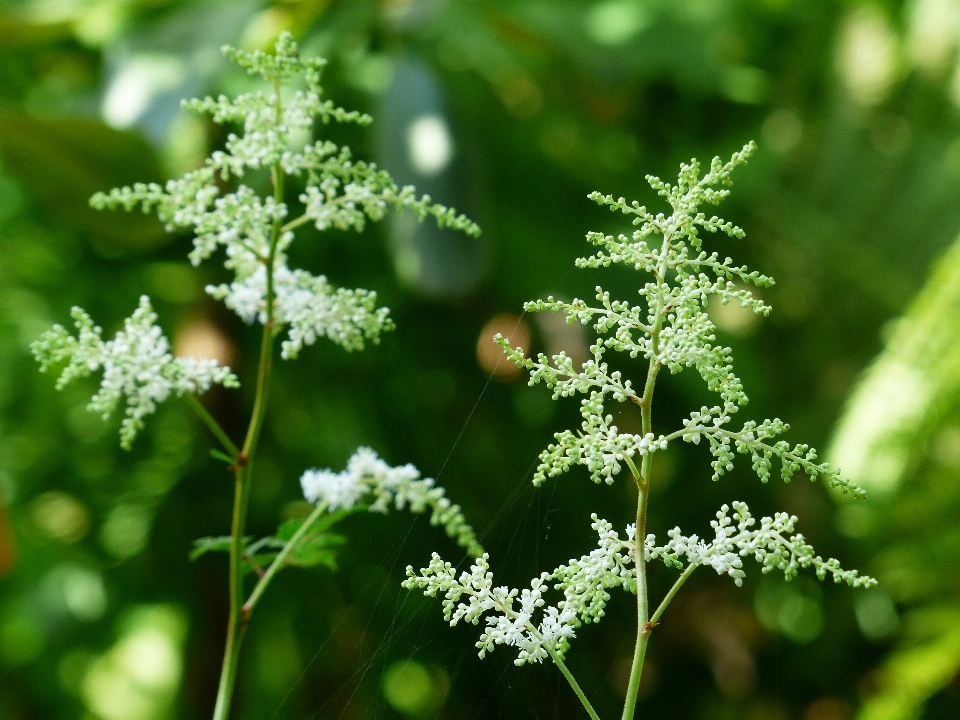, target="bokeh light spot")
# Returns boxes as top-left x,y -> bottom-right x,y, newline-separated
173,319 -> 236,368
586,1 -> 648,46
854,589 -> 901,641
762,109 -> 803,154
755,578 -> 824,644
382,659 -> 434,715
477,314 -> 530,379
709,295 -> 760,336
103,56 -> 186,129
406,115 -> 453,176
31,491 -> 91,543
100,504 -> 152,560
805,697 -> 854,720
836,7 -> 898,106
82,605 -> 185,720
